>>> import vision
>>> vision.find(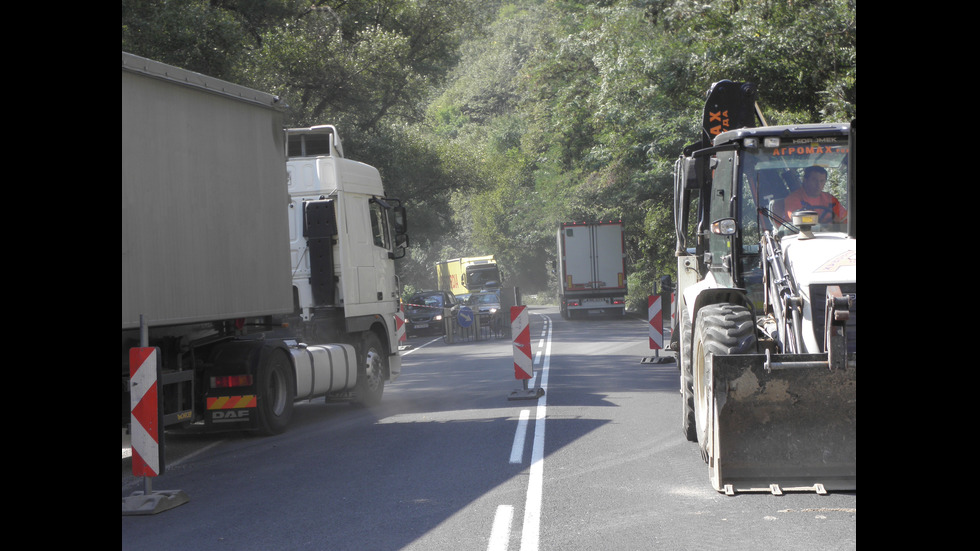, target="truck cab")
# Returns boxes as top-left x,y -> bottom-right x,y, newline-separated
286,125 -> 408,378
